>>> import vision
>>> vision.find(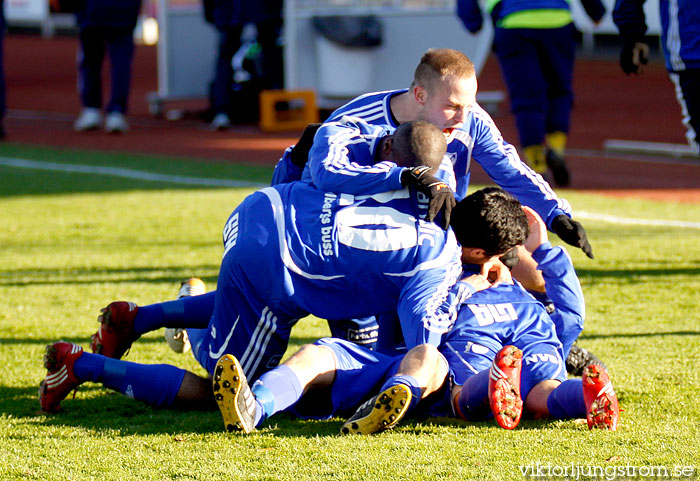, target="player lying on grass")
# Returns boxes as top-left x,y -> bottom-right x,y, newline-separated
38,131 -> 526,414
210,205 -> 618,433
